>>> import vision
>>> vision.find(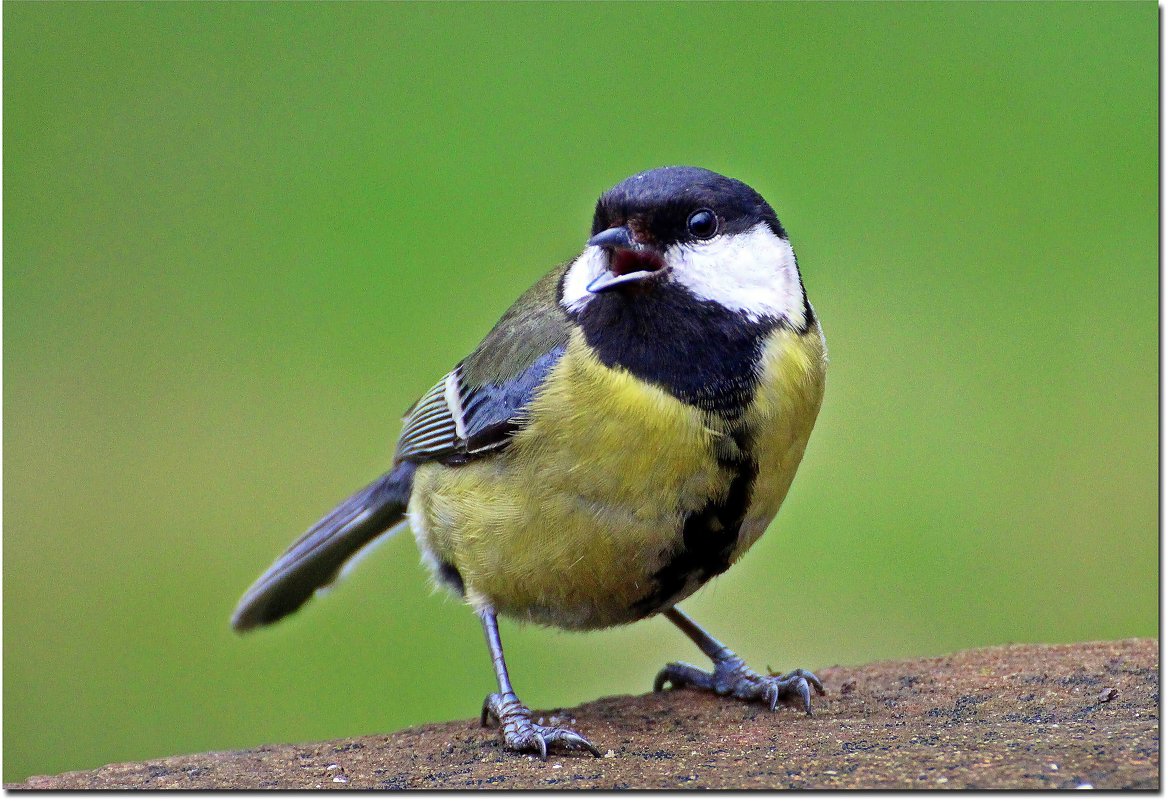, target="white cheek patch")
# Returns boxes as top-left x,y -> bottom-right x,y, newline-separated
559,223 -> 806,326
667,223 -> 805,326
560,246 -> 608,313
